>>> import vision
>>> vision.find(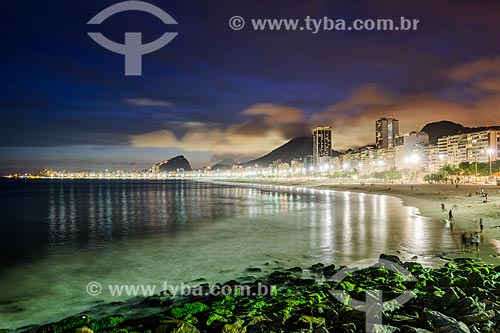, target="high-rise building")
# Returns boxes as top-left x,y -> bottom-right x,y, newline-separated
376,117 -> 400,149
438,129 -> 500,165
313,126 -> 333,166
394,131 -> 429,170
